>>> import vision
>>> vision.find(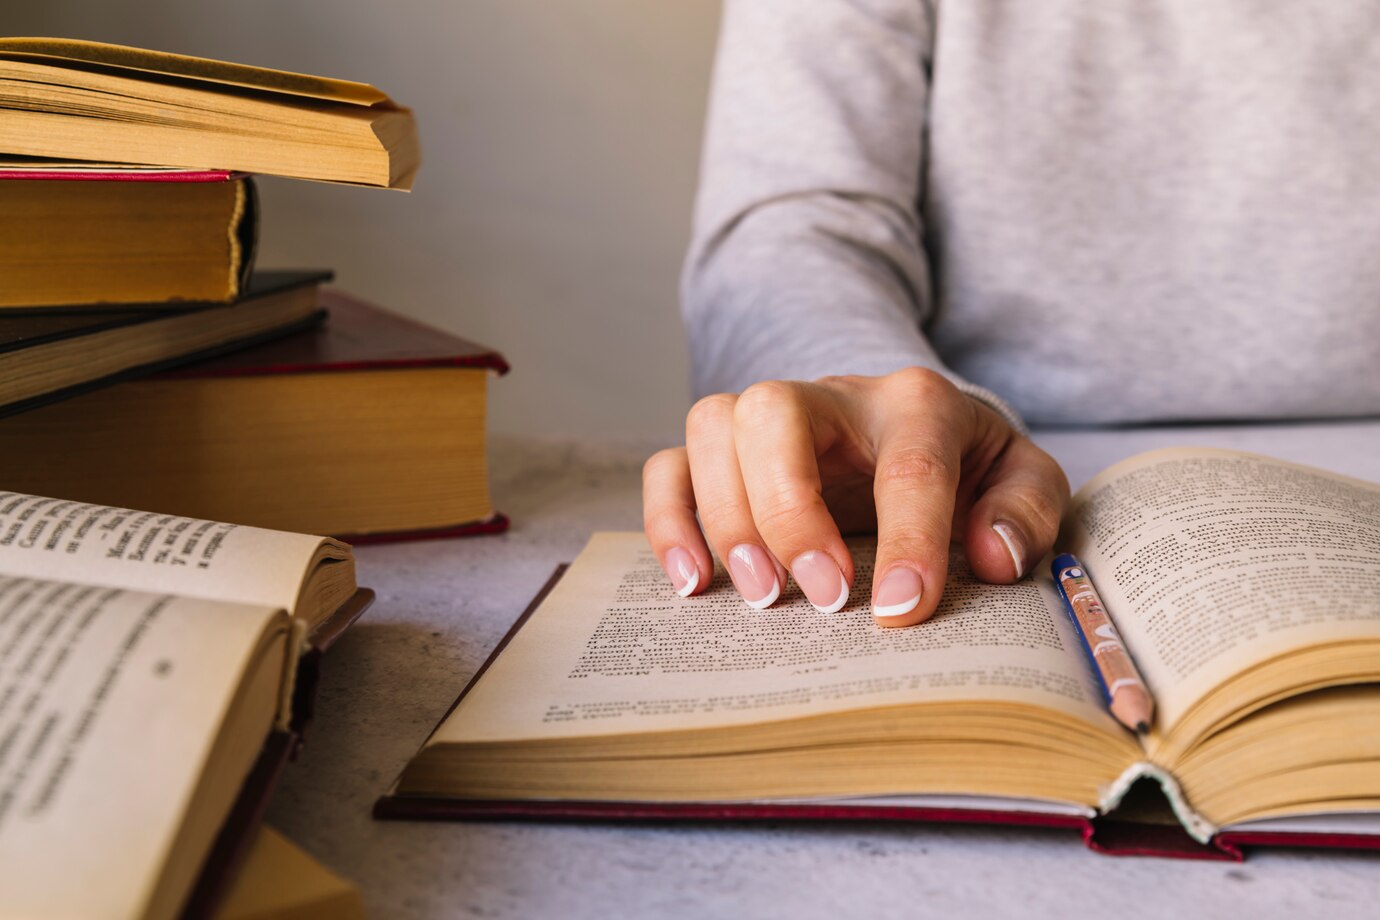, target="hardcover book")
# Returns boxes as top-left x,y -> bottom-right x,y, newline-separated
0,493 -> 373,919
0,290 -> 509,542
376,448 -> 1380,860
0,270 -> 329,418
0,38 -> 418,189
0,166 -> 258,308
